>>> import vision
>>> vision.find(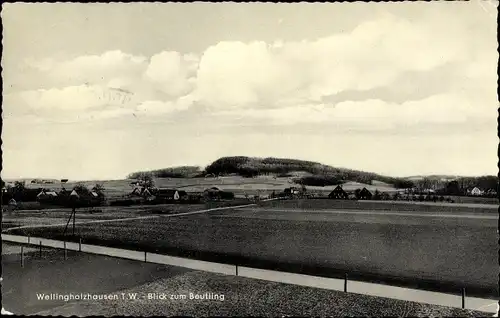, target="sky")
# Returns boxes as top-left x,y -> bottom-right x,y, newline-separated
1,2 -> 498,180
